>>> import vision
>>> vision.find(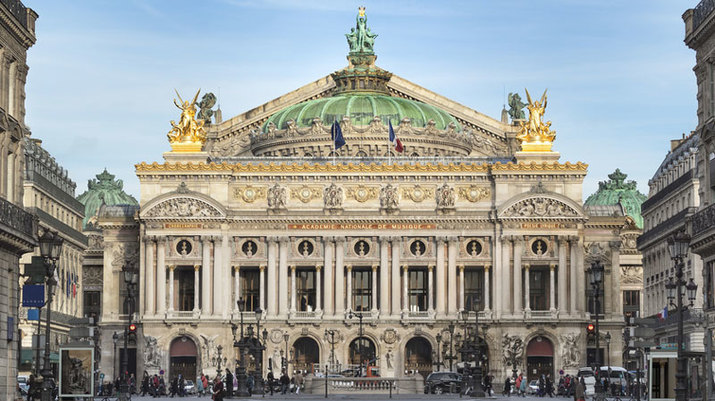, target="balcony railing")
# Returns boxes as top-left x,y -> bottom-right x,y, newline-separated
695,0 -> 715,31
0,0 -> 27,28
0,196 -> 35,240
692,203 -> 715,237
